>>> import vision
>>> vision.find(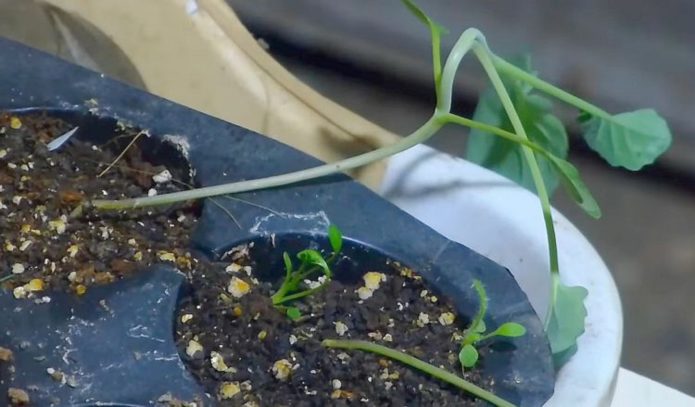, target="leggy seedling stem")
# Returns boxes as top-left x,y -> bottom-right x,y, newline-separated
322,339 -> 516,407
